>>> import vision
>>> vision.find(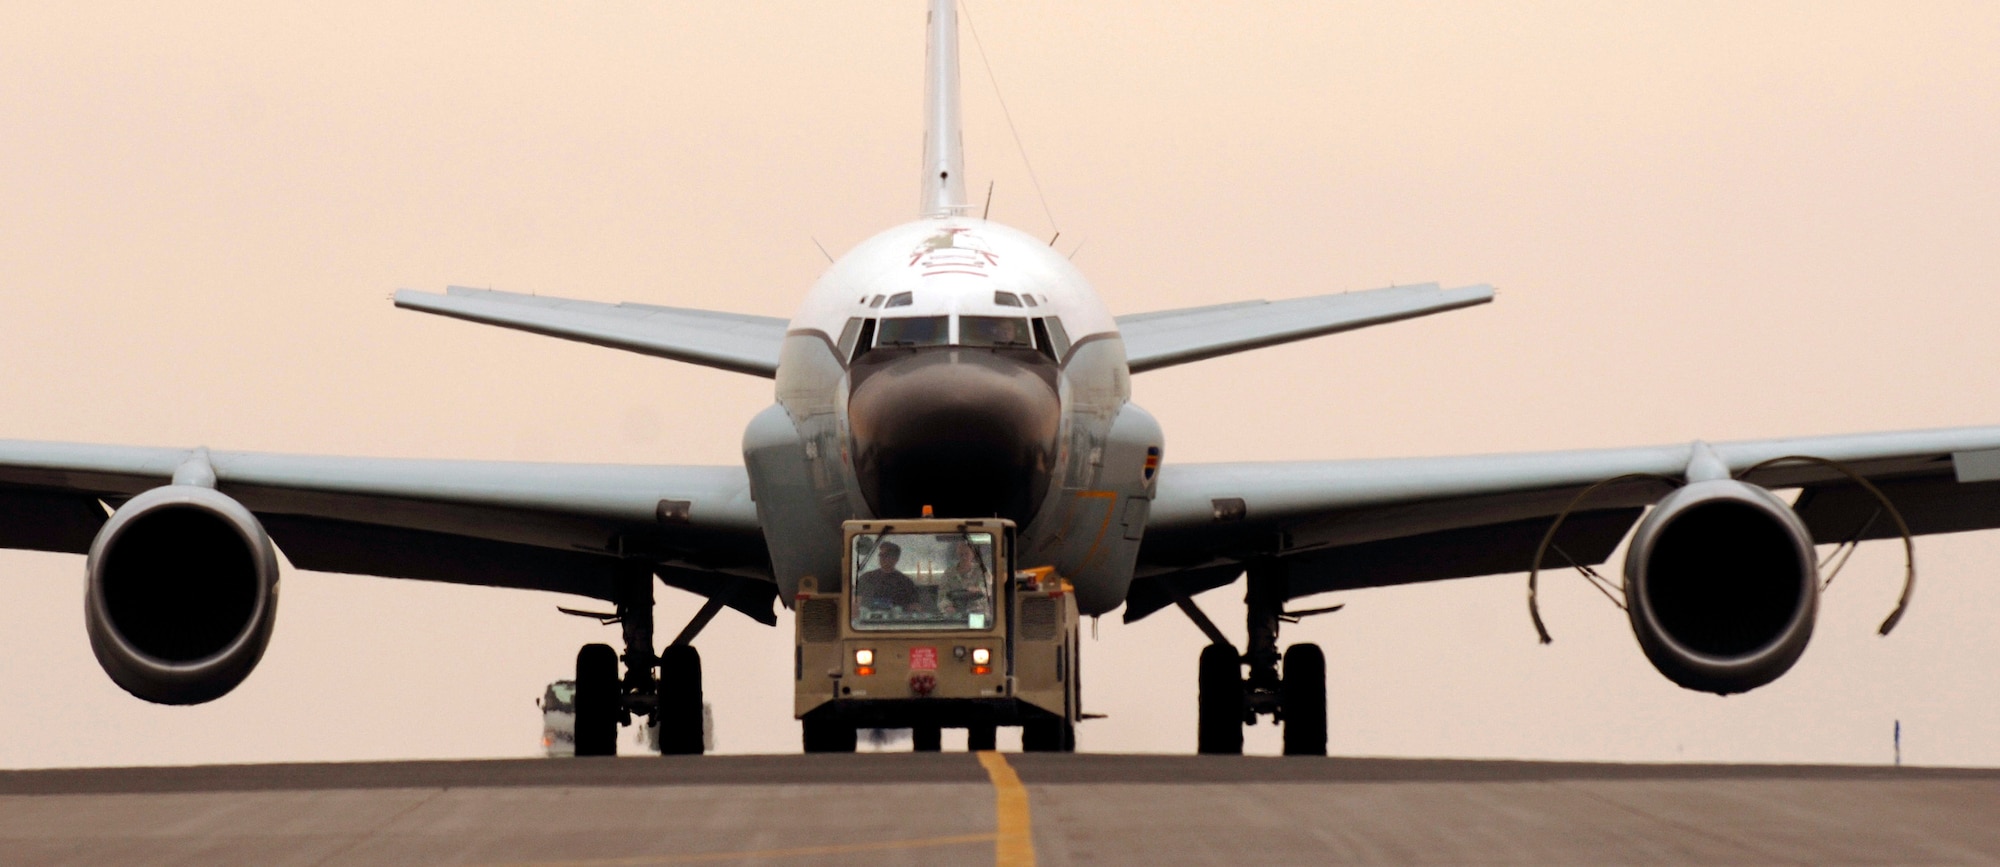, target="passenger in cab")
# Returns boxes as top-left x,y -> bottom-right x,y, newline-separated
939,540 -> 992,617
